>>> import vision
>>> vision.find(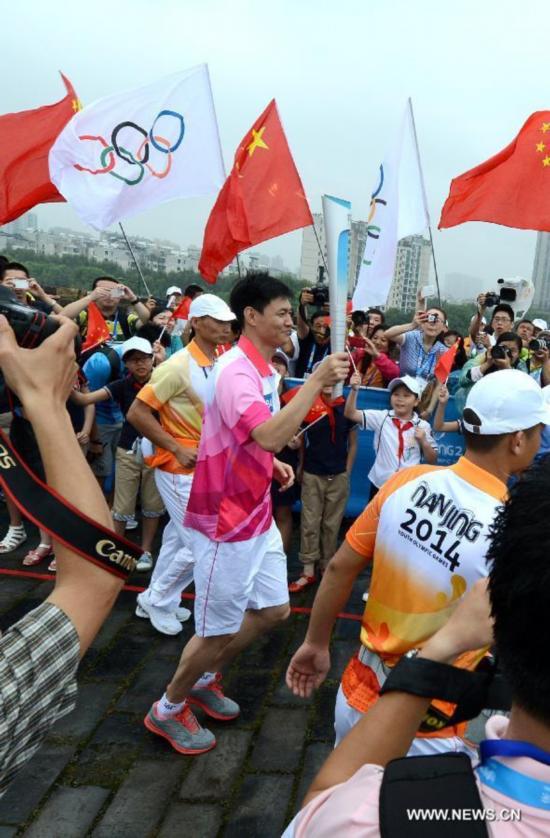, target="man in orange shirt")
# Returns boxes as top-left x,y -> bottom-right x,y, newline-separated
127,295 -> 235,636
286,369 -> 549,757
